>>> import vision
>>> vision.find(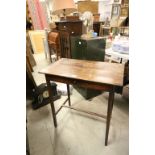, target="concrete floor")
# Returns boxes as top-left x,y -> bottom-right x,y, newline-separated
27,53 -> 129,155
